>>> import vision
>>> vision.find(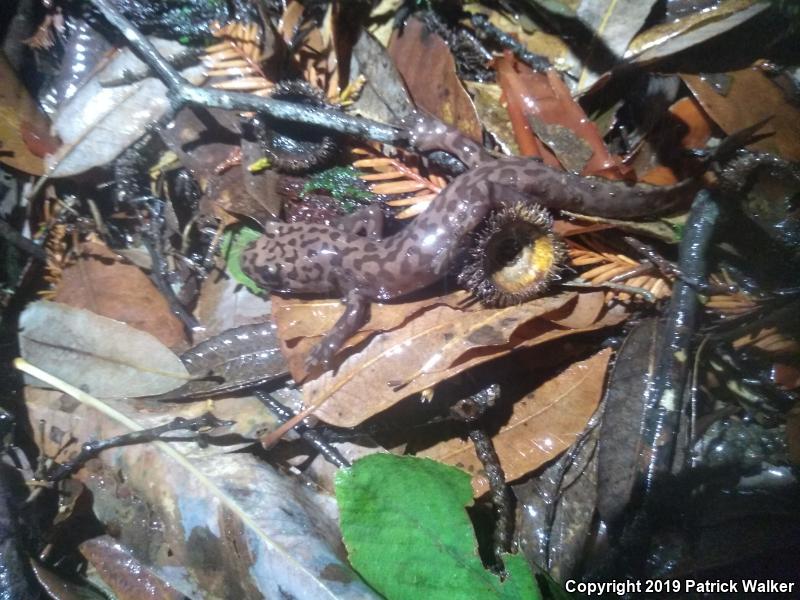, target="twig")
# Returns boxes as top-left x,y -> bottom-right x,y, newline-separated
256,390 -> 350,469
89,0 -> 404,145
450,384 -> 512,572
47,412 -> 233,481
642,190 -> 720,488
470,14 -> 552,72
563,278 -> 656,303
0,218 -> 46,261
